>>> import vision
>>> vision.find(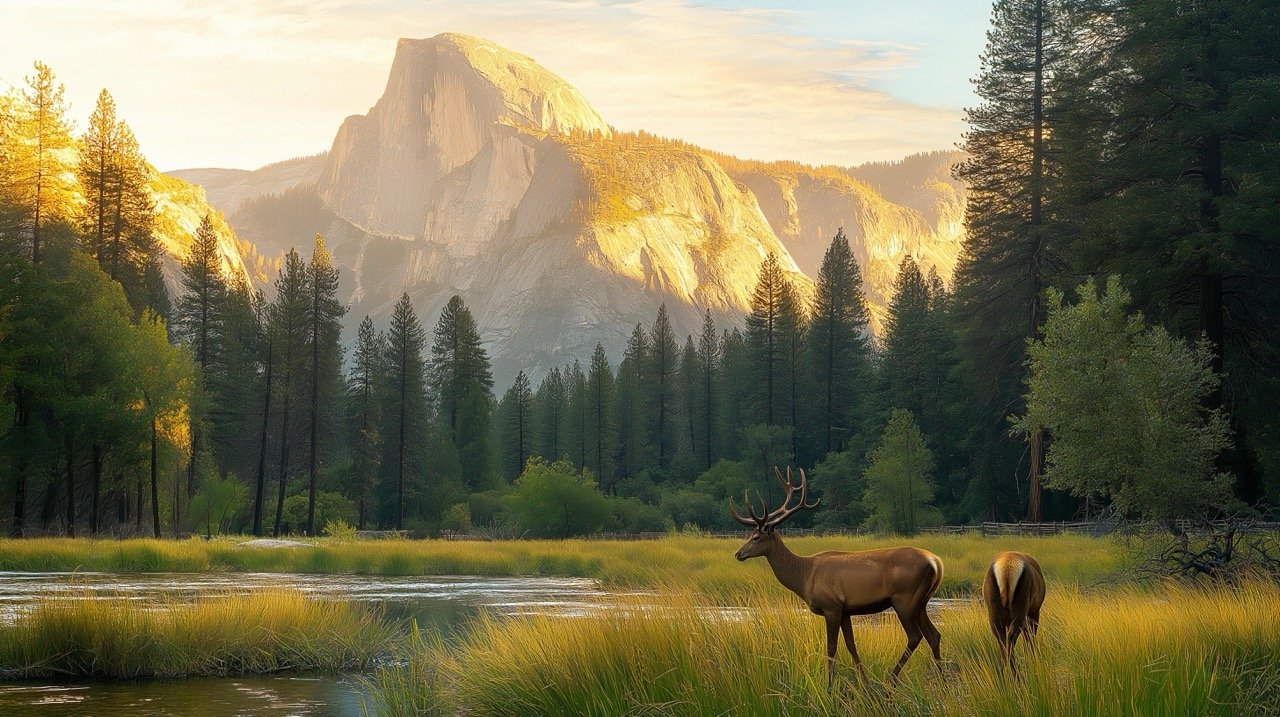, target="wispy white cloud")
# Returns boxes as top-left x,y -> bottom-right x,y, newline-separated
0,0 -> 965,169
